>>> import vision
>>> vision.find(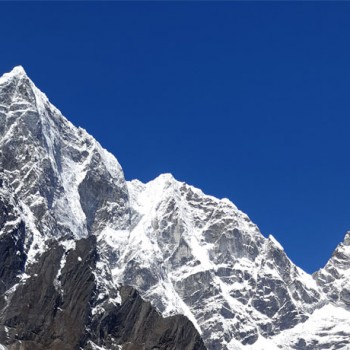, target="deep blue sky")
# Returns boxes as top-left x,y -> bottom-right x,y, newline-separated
1,2 -> 350,273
